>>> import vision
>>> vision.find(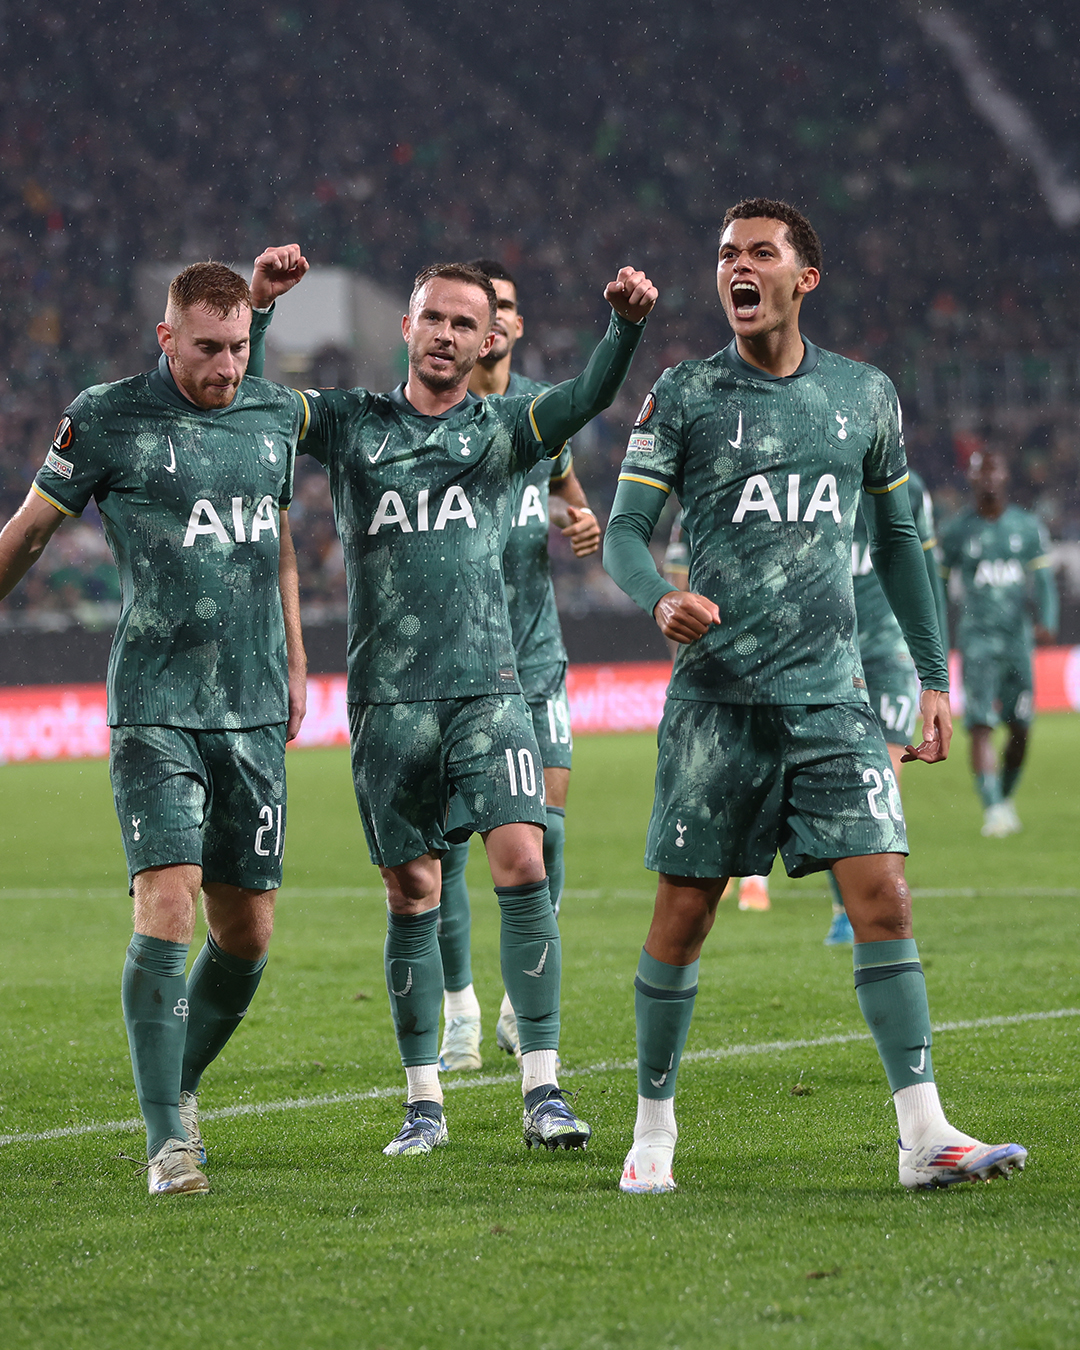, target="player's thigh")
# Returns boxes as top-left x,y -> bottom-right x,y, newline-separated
523,664 -> 573,773
443,693 -> 548,838
644,699 -> 782,880
347,701 -> 449,868
109,724 -> 209,884
778,703 -> 907,877
862,655 -> 919,748
997,648 -> 1035,726
199,723 -> 288,892
960,645 -> 1004,730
